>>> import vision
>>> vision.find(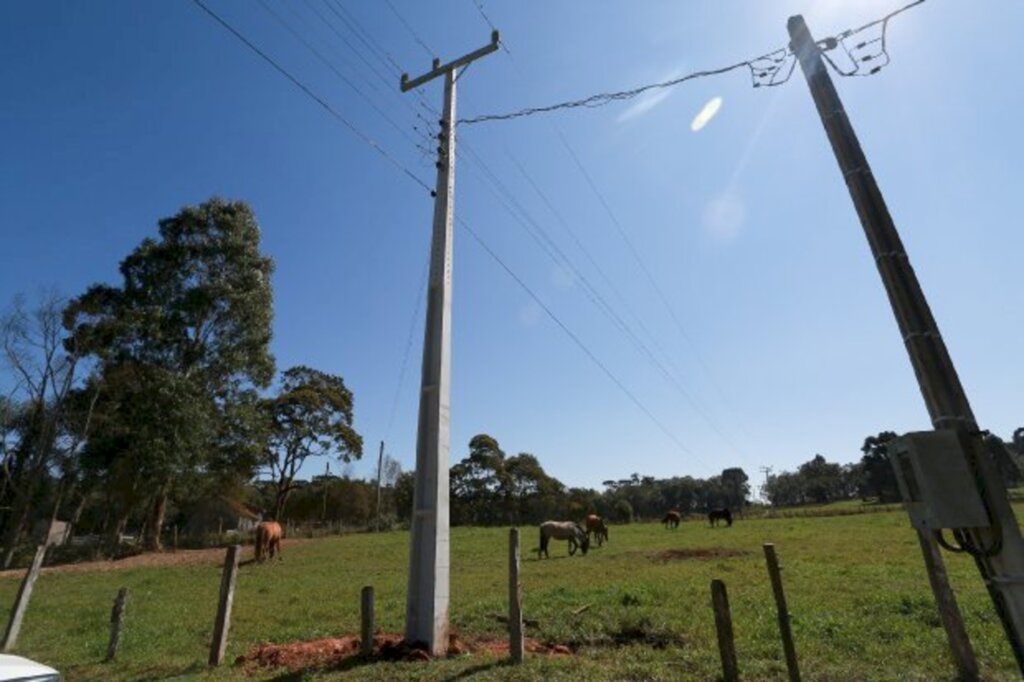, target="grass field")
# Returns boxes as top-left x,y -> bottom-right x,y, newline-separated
1,507 -> 1021,681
